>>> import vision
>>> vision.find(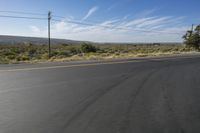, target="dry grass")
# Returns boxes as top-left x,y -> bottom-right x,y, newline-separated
0,43 -> 198,64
